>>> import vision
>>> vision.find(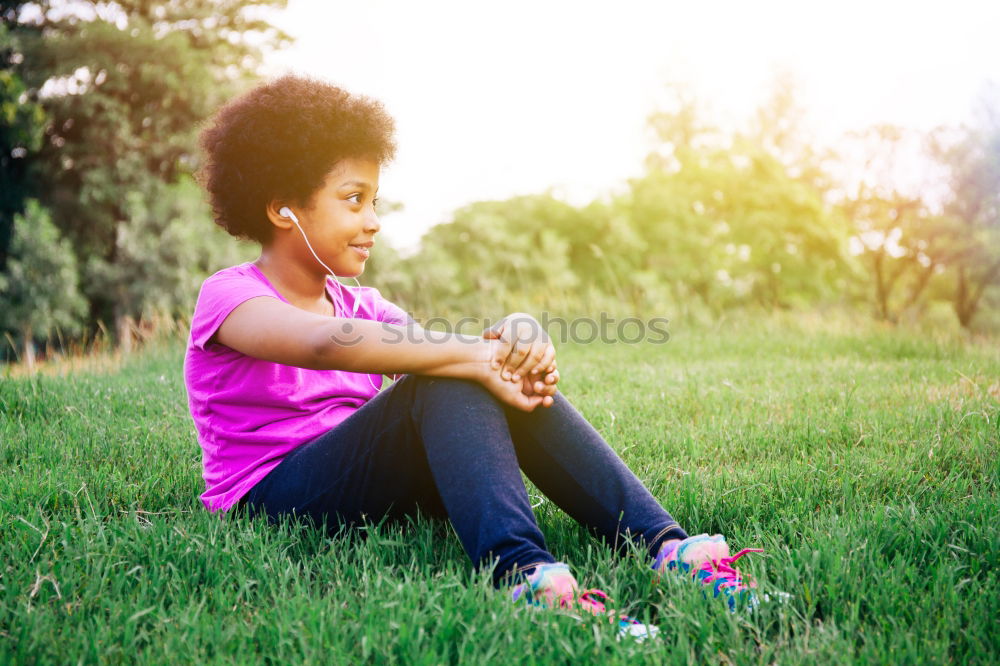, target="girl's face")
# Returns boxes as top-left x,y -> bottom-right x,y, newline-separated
295,157 -> 381,278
